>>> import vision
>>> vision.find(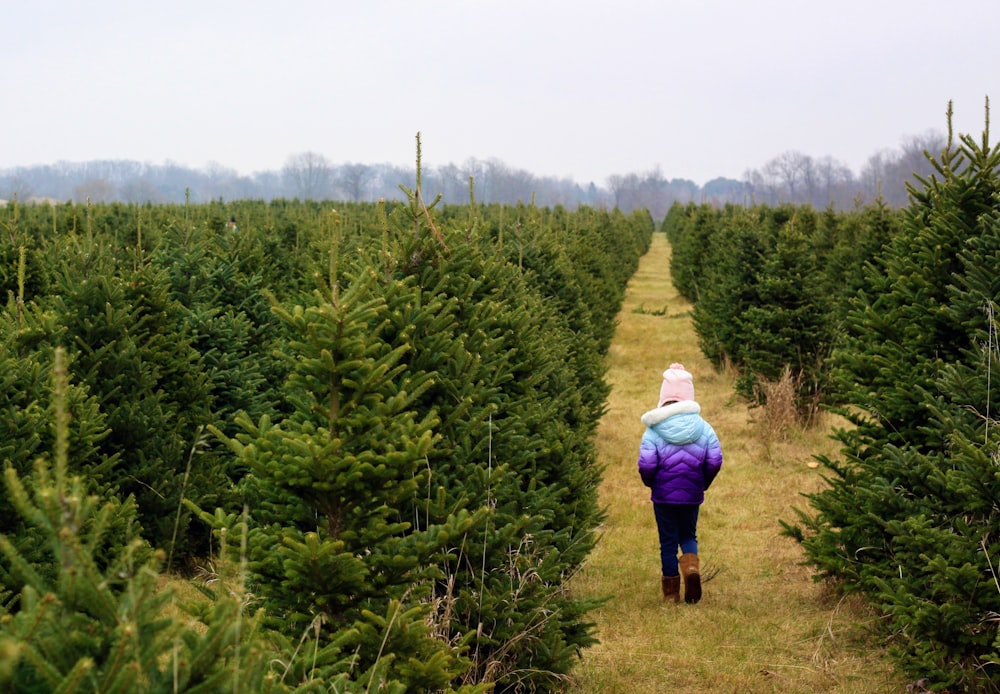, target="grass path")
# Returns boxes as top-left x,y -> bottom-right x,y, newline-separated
568,233 -> 903,693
